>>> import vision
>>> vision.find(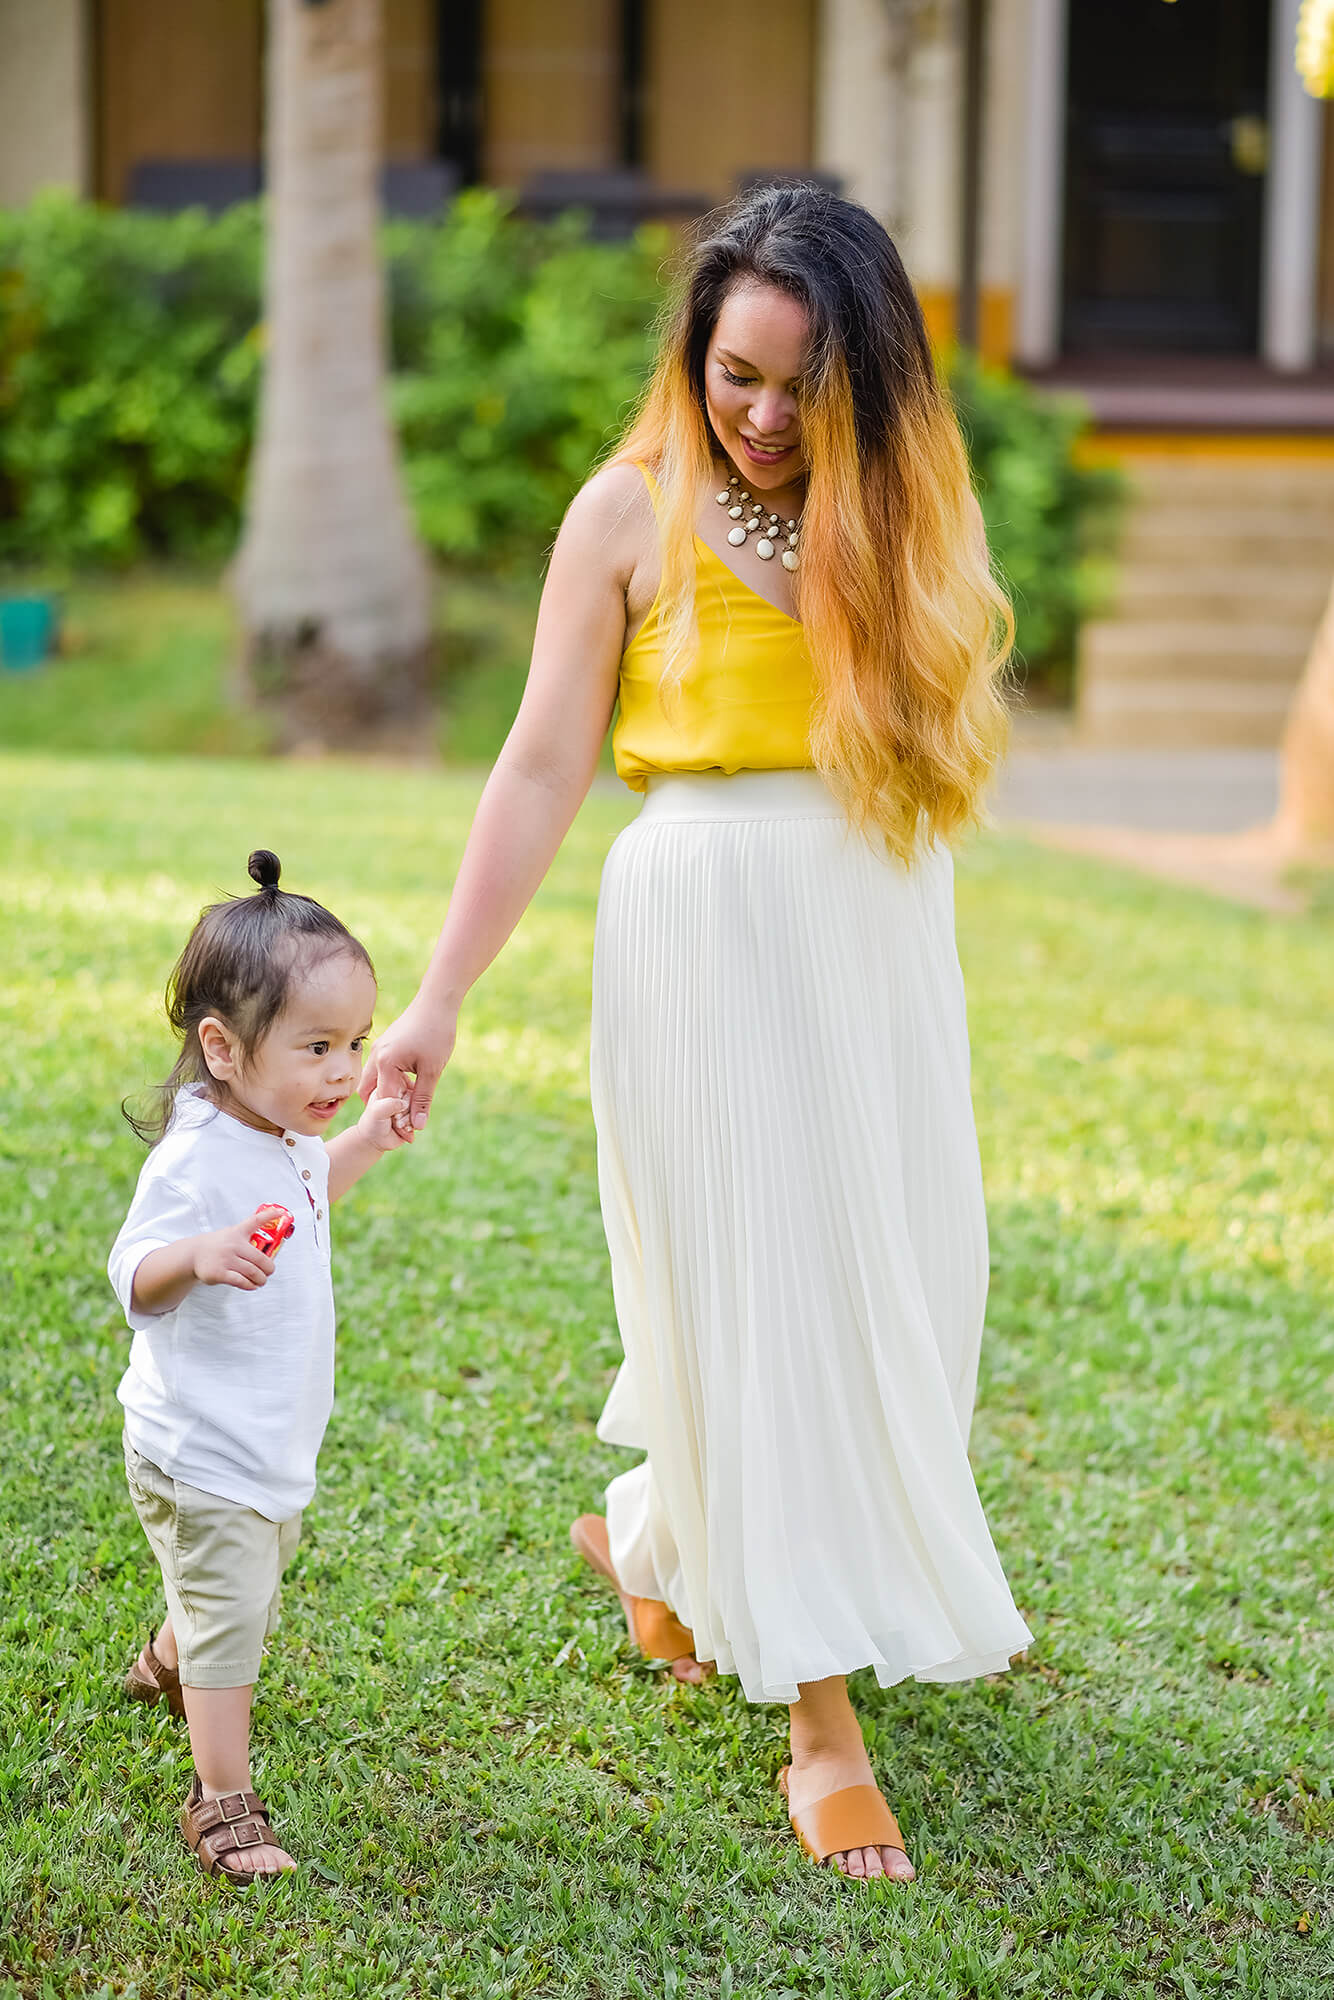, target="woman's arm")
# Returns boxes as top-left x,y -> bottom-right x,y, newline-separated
361,467 -> 642,1126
